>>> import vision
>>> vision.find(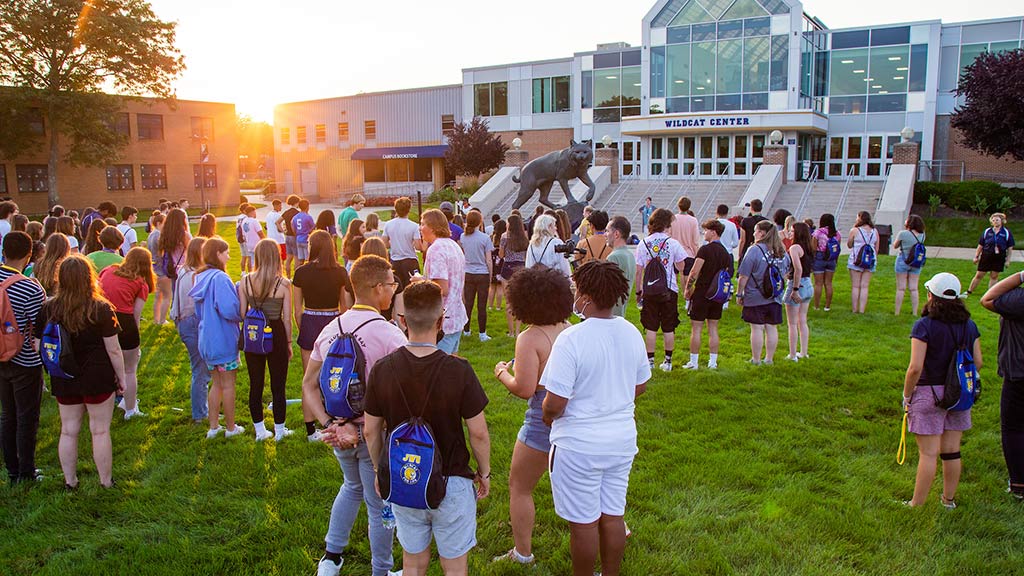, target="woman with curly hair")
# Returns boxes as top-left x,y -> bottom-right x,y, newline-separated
98,247 -> 155,419
492,266 -> 573,565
